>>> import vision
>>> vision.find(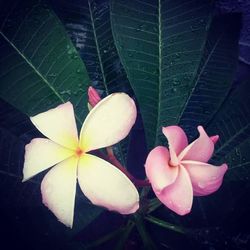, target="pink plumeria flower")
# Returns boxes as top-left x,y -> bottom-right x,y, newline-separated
23,93 -> 139,227
145,126 -> 228,216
